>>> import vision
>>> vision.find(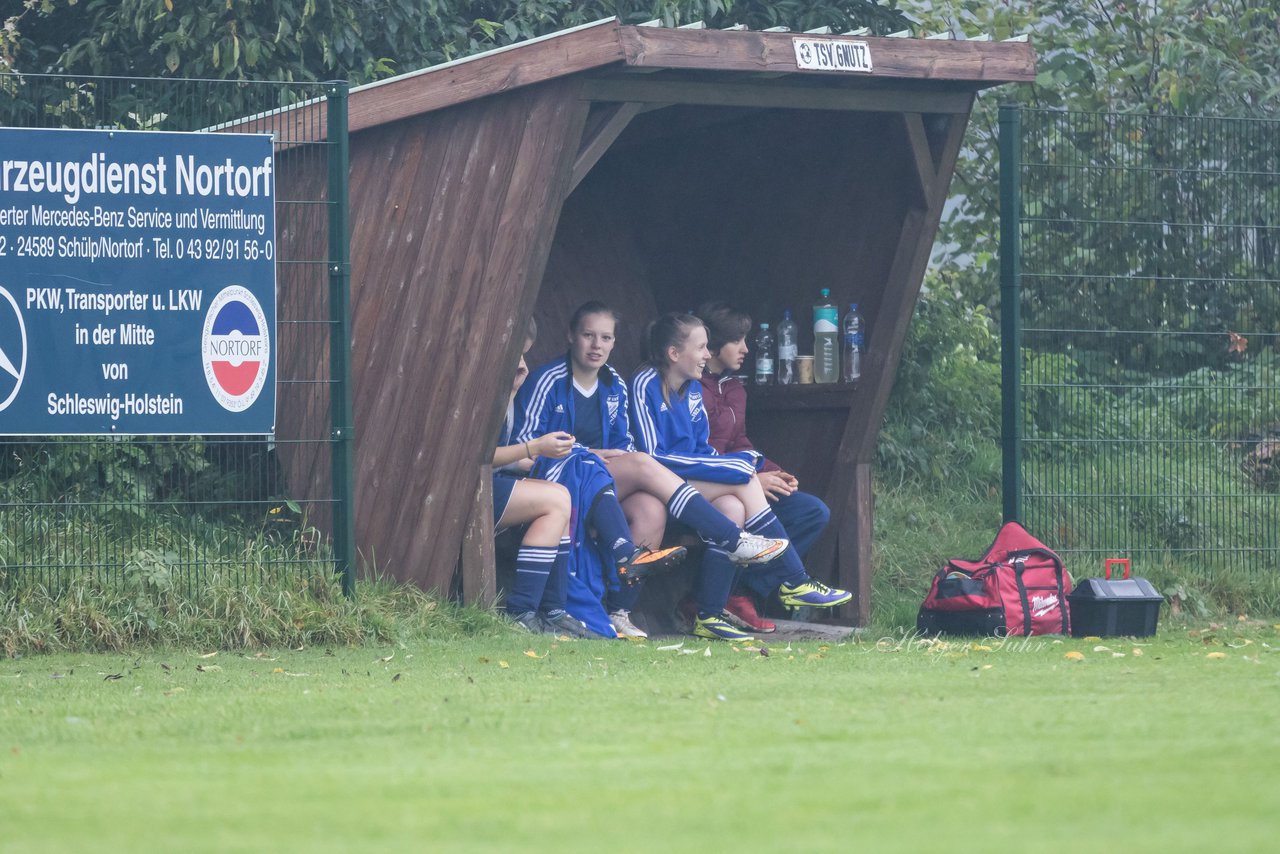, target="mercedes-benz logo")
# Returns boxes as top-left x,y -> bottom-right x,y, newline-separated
0,285 -> 28,412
